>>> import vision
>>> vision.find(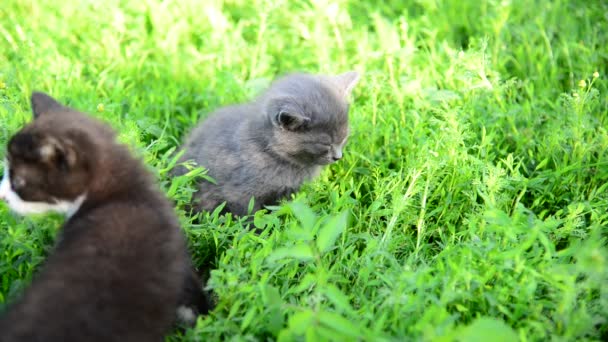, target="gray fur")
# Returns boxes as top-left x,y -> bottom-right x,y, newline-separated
173,71 -> 360,216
